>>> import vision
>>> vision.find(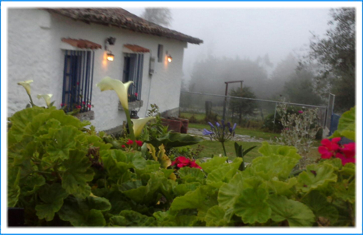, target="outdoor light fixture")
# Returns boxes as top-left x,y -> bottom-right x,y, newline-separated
107,52 -> 115,61
167,55 -> 172,63
105,37 -> 116,62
